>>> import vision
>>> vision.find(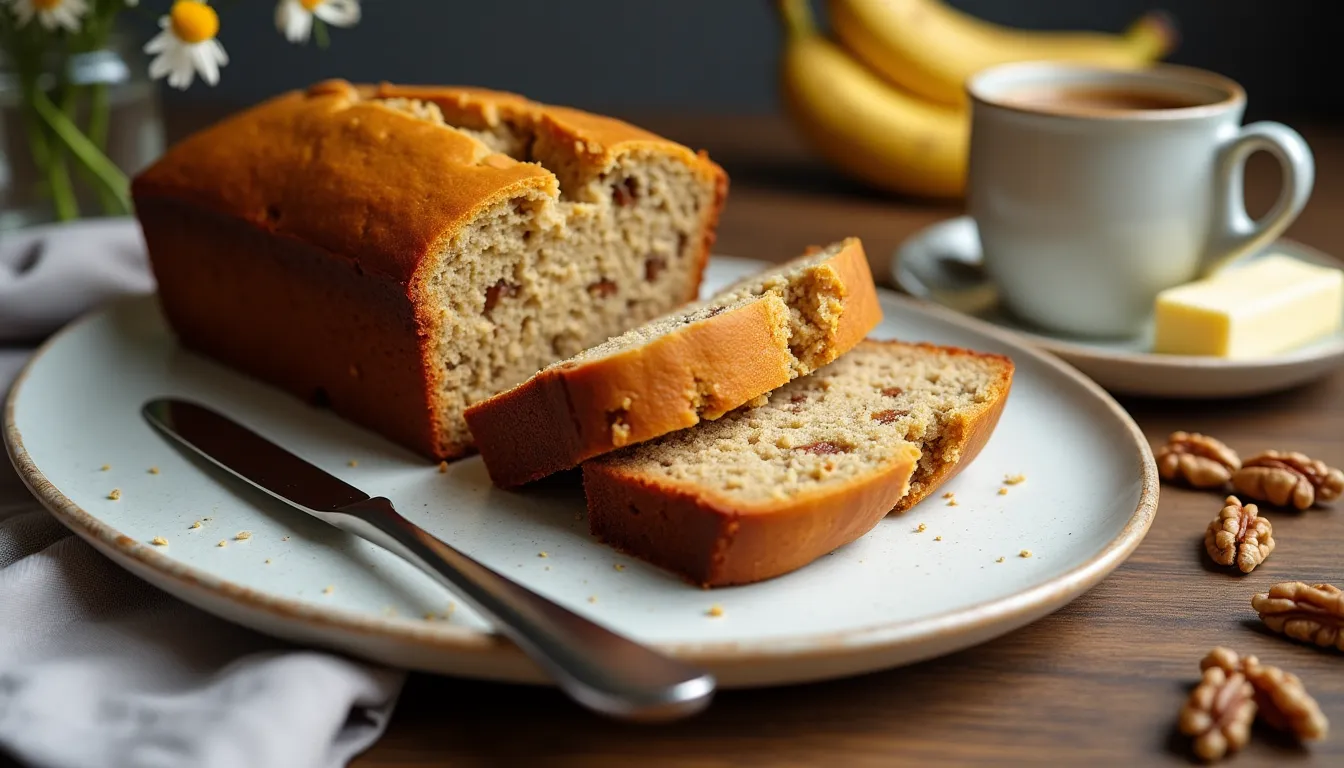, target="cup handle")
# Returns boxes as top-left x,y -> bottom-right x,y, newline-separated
1202,121 -> 1315,276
